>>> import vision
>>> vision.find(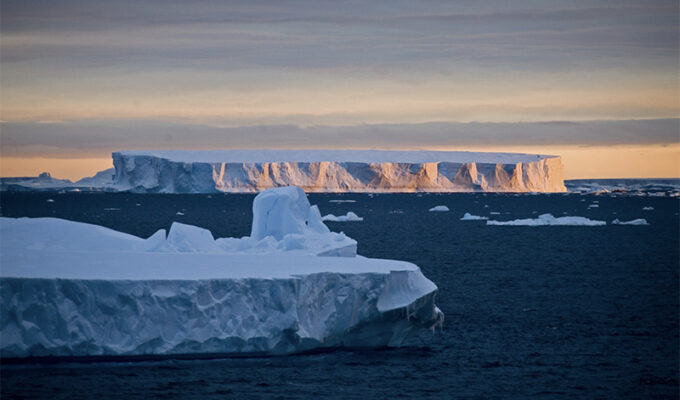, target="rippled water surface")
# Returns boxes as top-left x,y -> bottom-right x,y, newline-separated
1,192 -> 678,399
